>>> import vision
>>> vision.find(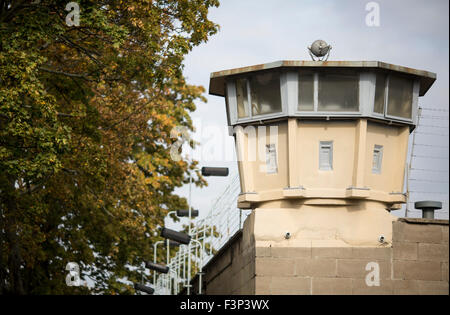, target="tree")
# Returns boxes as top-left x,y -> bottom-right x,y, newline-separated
0,0 -> 219,294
